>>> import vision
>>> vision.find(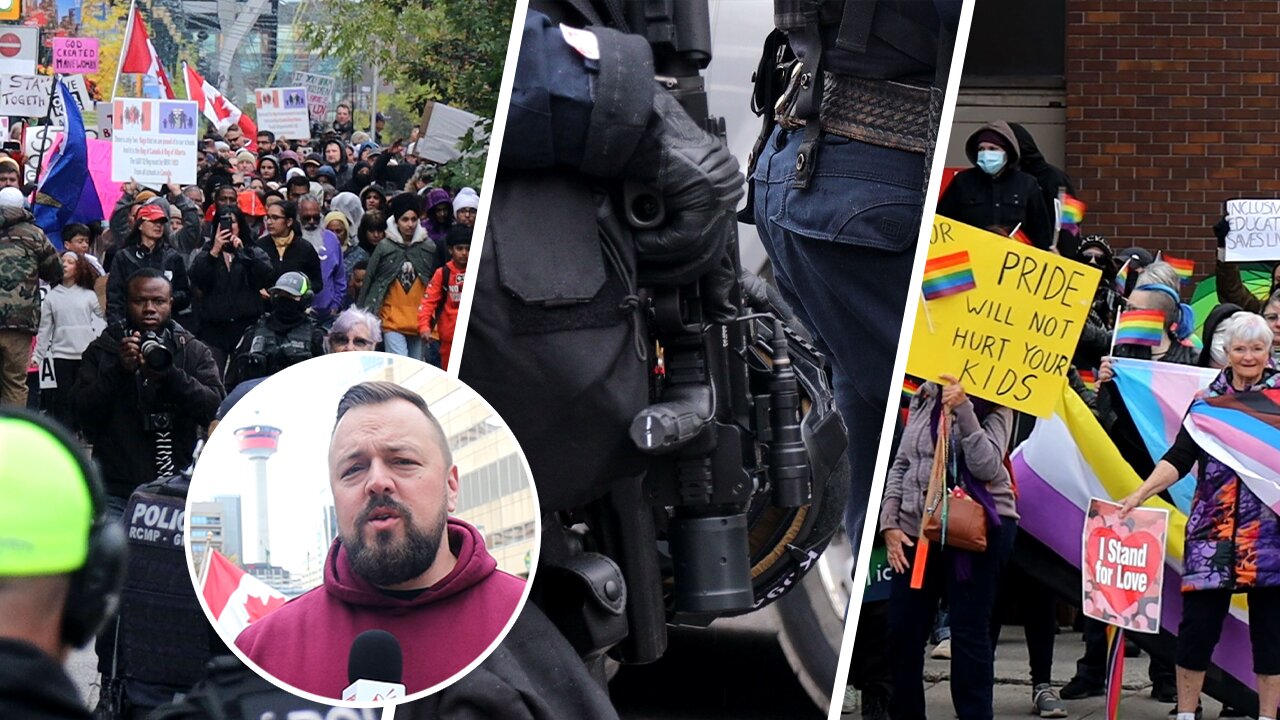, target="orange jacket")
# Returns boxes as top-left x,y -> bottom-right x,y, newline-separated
417,260 -> 464,341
